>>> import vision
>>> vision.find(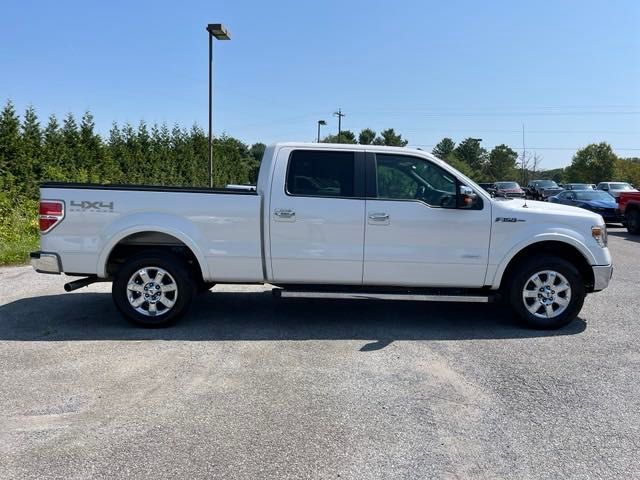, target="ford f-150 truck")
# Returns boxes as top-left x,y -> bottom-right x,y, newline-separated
31,143 -> 613,329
